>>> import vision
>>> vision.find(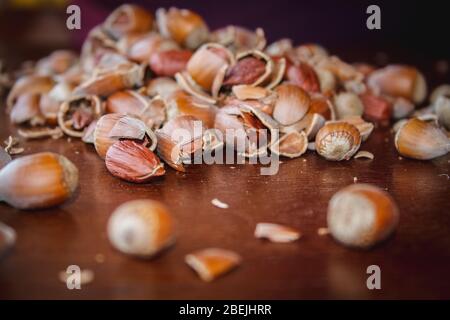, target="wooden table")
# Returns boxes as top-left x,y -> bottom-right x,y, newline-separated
0,106 -> 449,299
